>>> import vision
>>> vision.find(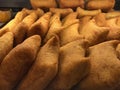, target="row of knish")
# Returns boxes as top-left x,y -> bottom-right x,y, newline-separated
30,0 -> 115,12
0,6 -> 120,90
